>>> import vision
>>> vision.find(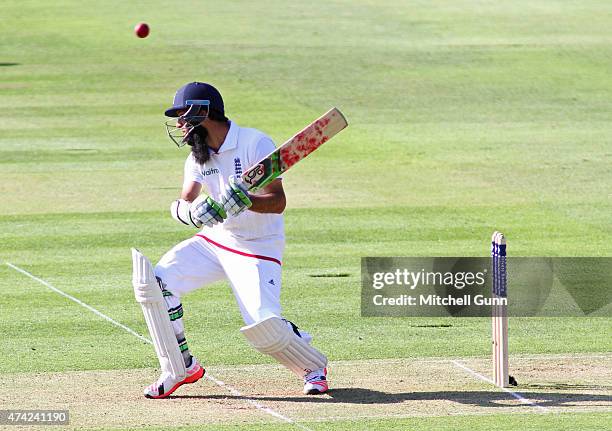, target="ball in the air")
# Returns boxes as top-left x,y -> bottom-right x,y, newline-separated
134,22 -> 150,38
